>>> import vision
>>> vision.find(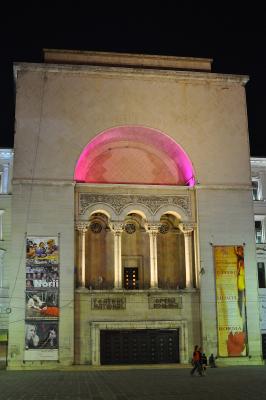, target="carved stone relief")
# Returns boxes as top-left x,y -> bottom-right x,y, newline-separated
90,222 -> 103,234
124,223 -> 136,234
91,297 -> 126,310
159,224 -> 170,234
148,296 -> 183,309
